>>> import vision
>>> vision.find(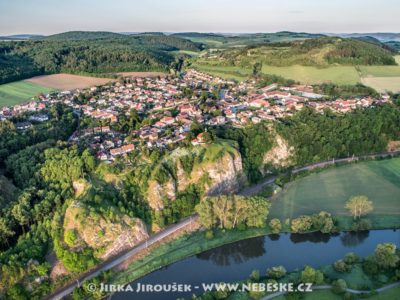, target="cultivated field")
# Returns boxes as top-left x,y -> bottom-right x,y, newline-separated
0,81 -> 53,107
262,65 -> 360,85
26,73 -> 114,90
116,72 -> 166,78
193,63 -> 360,85
361,77 -> 400,93
269,158 -> 400,219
